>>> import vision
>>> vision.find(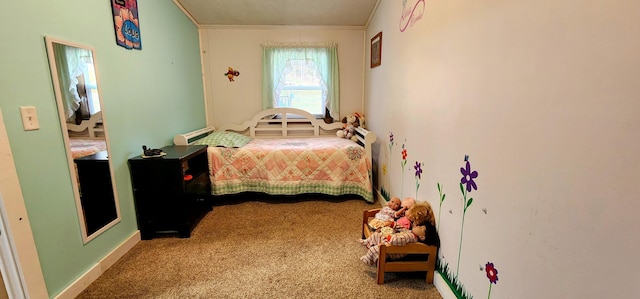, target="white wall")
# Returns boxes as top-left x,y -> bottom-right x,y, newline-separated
200,26 -> 365,127
366,0 -> 640,298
